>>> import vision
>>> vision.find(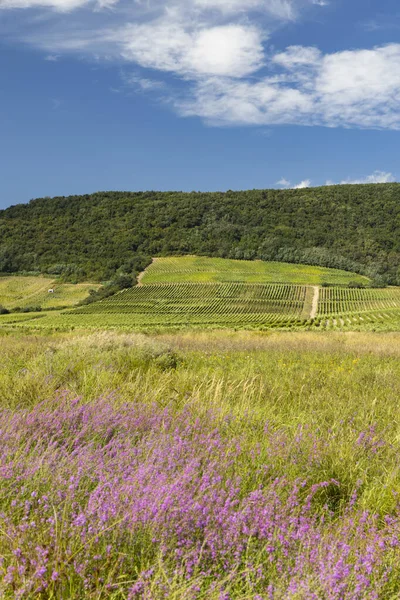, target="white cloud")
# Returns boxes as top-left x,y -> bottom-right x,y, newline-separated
0,0 -> 112,10
177,76 -> 314,125
193,0 -> 295,18
273,45 -> 321,68
276,177 -> 291,187
4,0 -> 400,132
122,72 -> 164,91
117,21 -> 265,78
293,179 -> 311,188
280,171 -> 395,189
324,172 -> 395,186
0,0 -> 304,15
278,172 -> 396,188
340,171 -> 395,185
275,177 -> 311,188
316,45 -> 400,103
176,43 -> 400,129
